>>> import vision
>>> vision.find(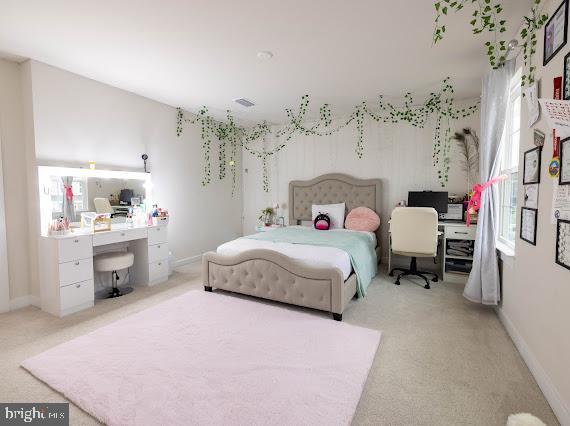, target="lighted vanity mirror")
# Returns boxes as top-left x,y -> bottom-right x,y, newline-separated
38,166 -> 152,235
